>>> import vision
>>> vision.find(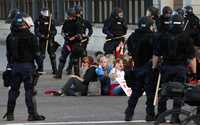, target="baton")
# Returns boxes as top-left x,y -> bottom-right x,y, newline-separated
183,20 -> 189,31
153,72 -> 161,106
105,35 -> 126,42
